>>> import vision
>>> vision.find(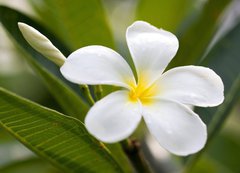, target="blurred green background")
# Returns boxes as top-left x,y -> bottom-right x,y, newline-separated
0,0 -> 239,173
